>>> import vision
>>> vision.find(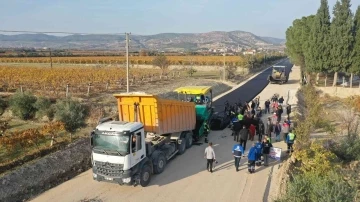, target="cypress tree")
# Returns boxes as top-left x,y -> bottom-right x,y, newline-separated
330,0 -> 354,86
350,6 -> 360,87
285,16 -> 315,84
308,0 -> 331,85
